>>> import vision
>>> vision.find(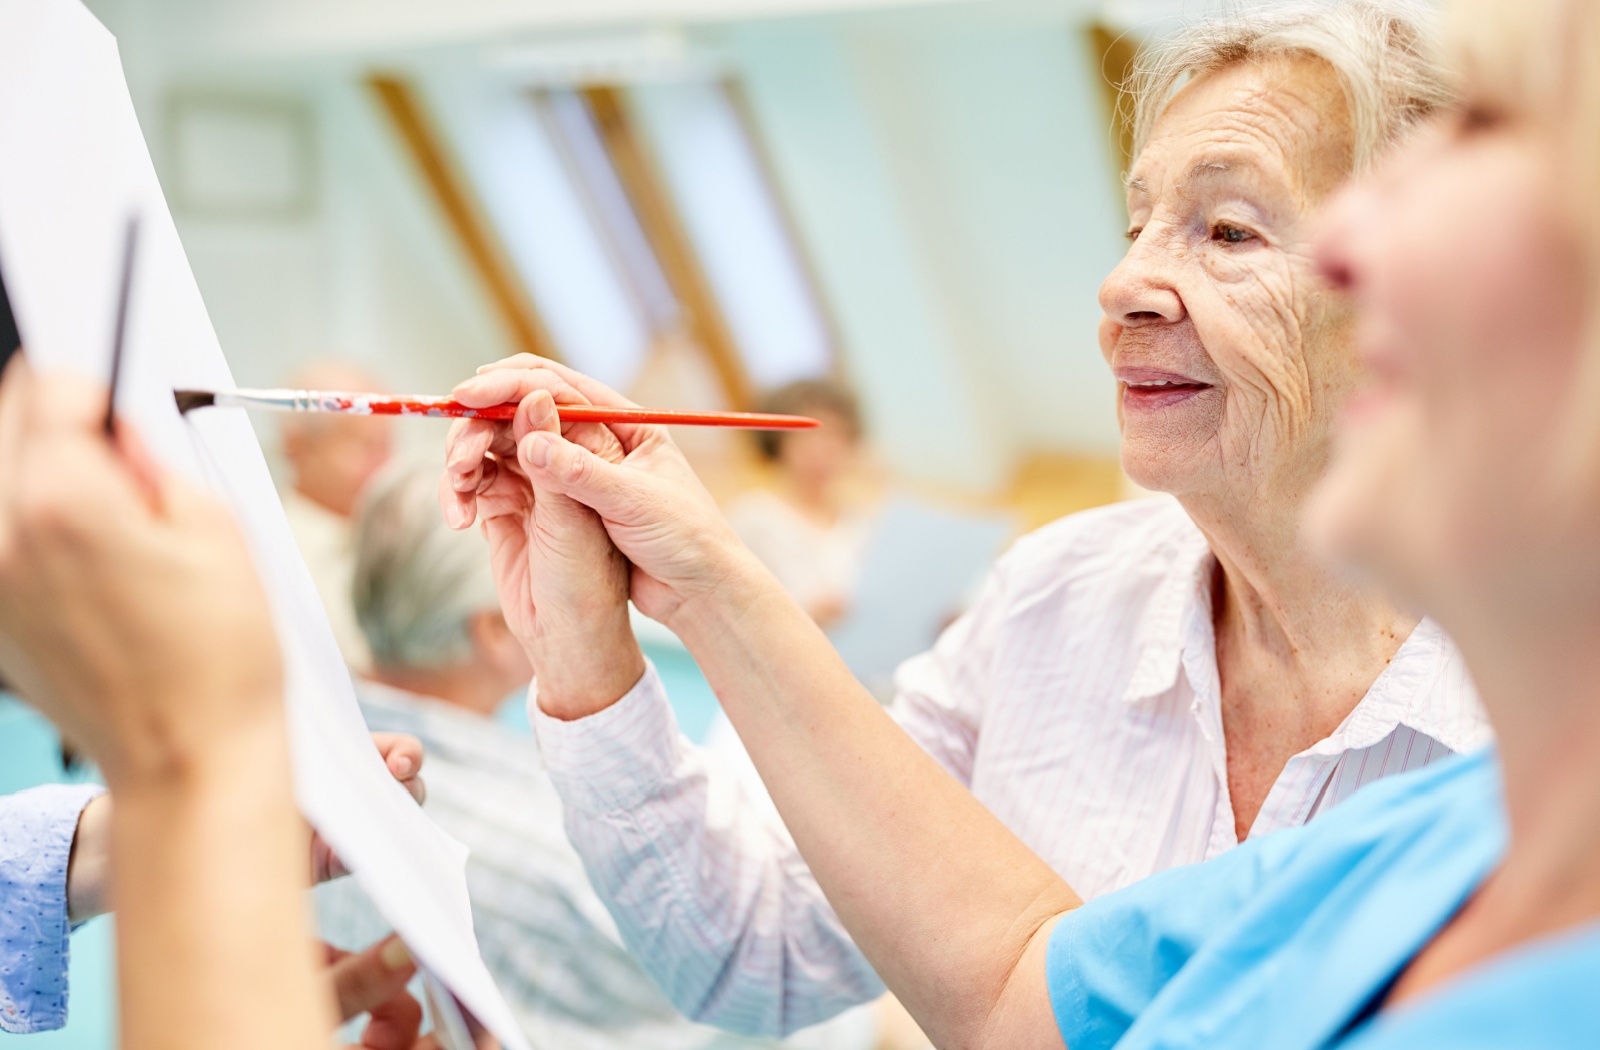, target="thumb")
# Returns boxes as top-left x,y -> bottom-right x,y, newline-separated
518,431 -> 651,524
329,935 -> 417,1022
